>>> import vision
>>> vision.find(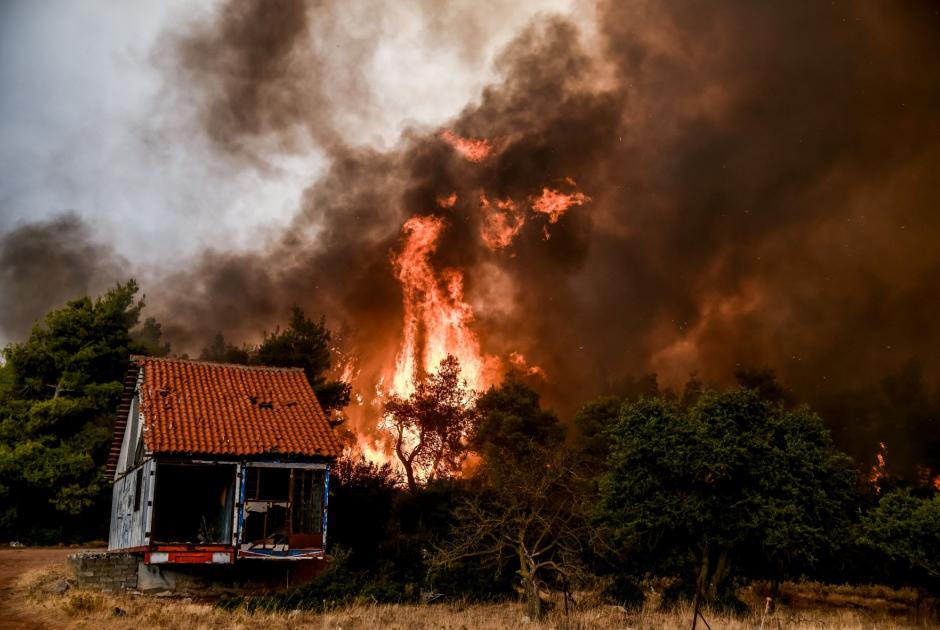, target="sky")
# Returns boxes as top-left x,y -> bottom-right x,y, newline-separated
0,0 -> 582,273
